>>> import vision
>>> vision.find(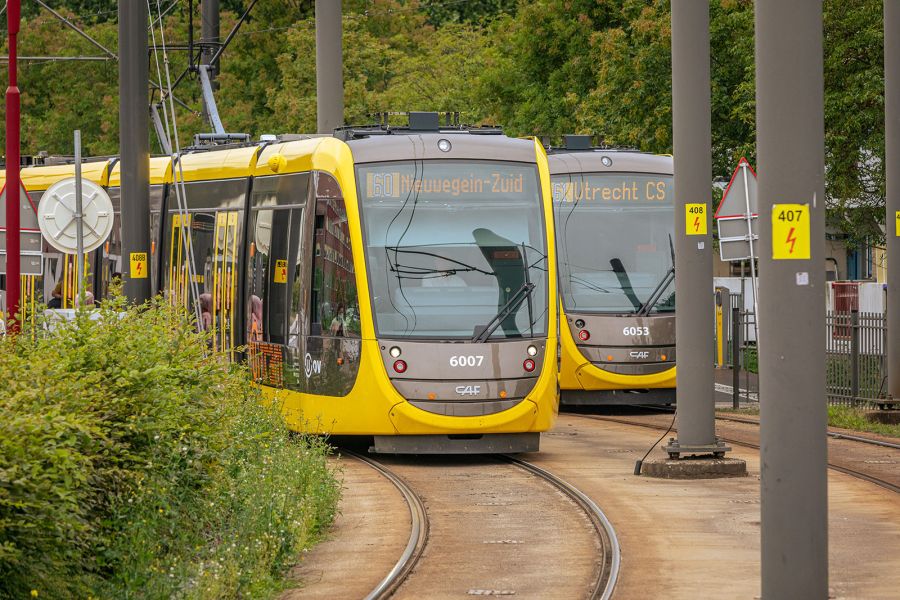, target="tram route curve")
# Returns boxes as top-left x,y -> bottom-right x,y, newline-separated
282,452 -> 423,599
361,454 -> 605,599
